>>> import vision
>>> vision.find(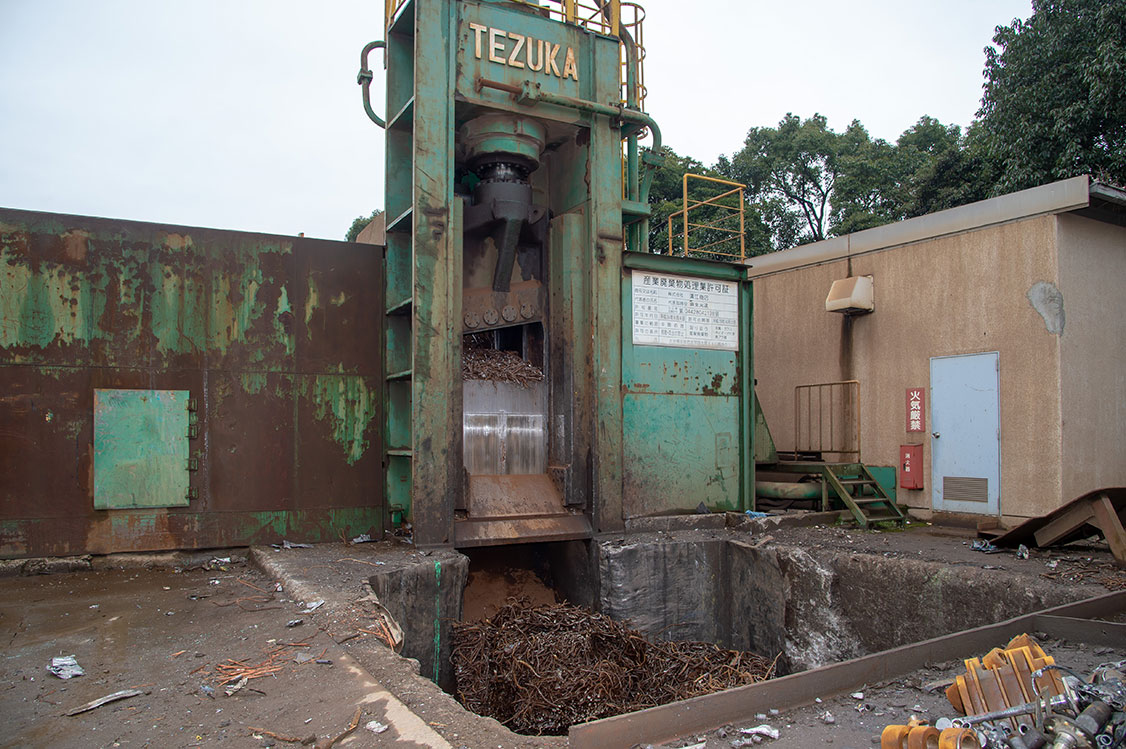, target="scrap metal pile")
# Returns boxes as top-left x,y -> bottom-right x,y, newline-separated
881,634 -> 1126,749
462,345 -> 545,386
451,600 -> 778,735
